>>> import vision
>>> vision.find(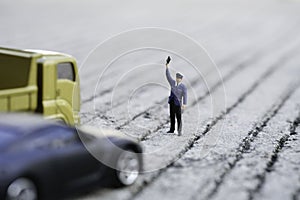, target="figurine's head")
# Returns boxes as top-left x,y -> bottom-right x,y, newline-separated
176,72 -> 183,83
